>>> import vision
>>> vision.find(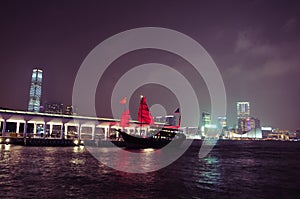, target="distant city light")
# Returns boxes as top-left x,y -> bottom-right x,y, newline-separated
261,127 -> 272,131
204,124 -> 217,128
